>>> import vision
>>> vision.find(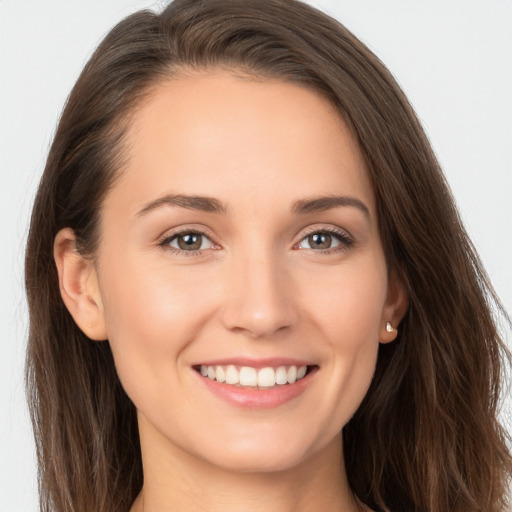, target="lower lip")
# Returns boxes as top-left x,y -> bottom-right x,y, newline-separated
195,369 -> 317,409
